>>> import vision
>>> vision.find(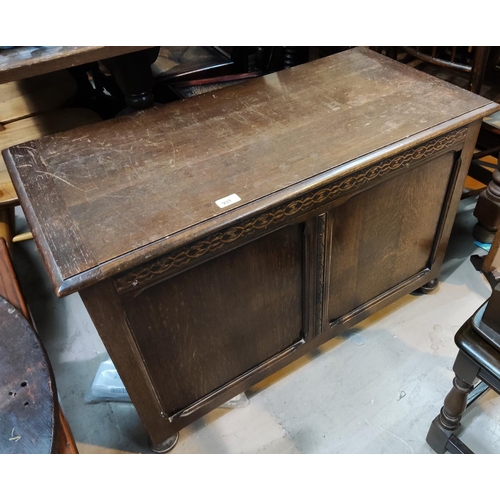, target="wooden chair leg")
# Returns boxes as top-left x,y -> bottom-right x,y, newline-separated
55,406 -> 78,454
426,351 -> 479,453
0,236 -> 29,319
483,227 -> 500,273
469,46 -> 490,94
0,206 -> 15,252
